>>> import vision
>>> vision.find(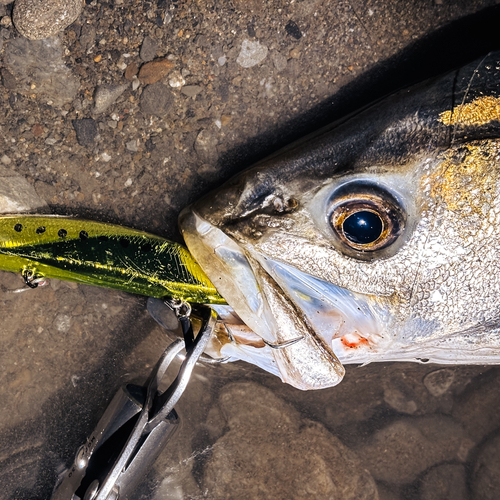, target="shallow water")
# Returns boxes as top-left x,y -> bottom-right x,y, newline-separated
1,0 -> 500,498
